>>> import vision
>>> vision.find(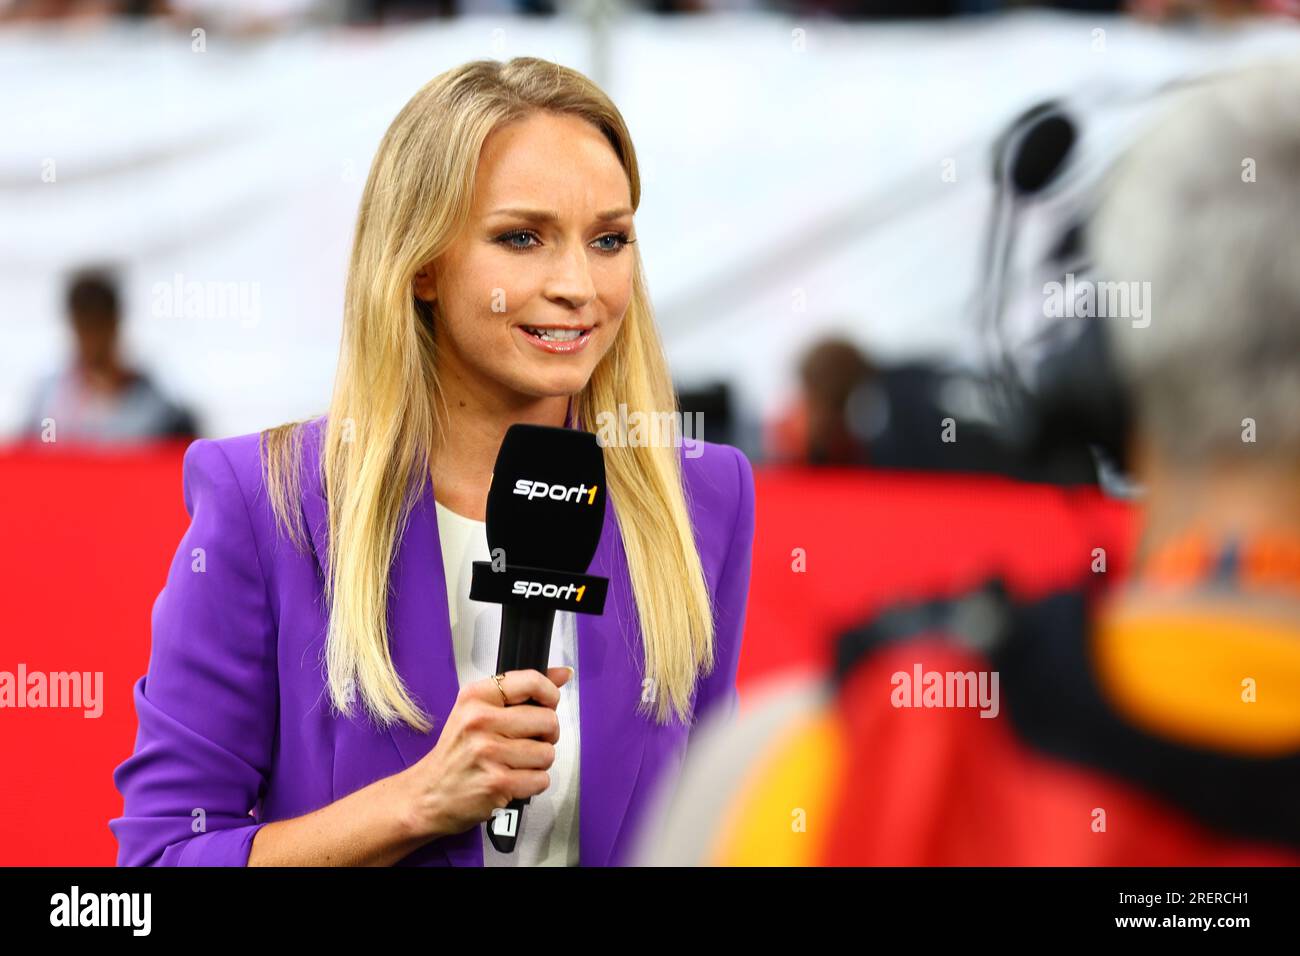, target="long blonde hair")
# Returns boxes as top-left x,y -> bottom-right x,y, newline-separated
260,57 -> 715,732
